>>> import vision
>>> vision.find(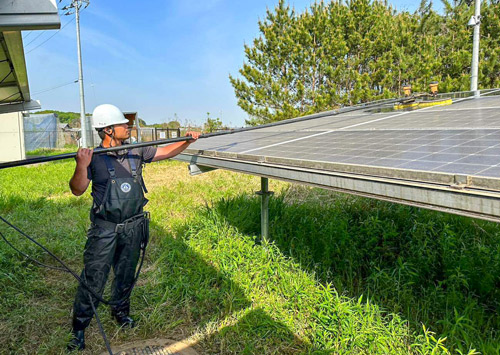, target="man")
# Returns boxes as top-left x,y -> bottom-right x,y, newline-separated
67,104 -> 200,351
